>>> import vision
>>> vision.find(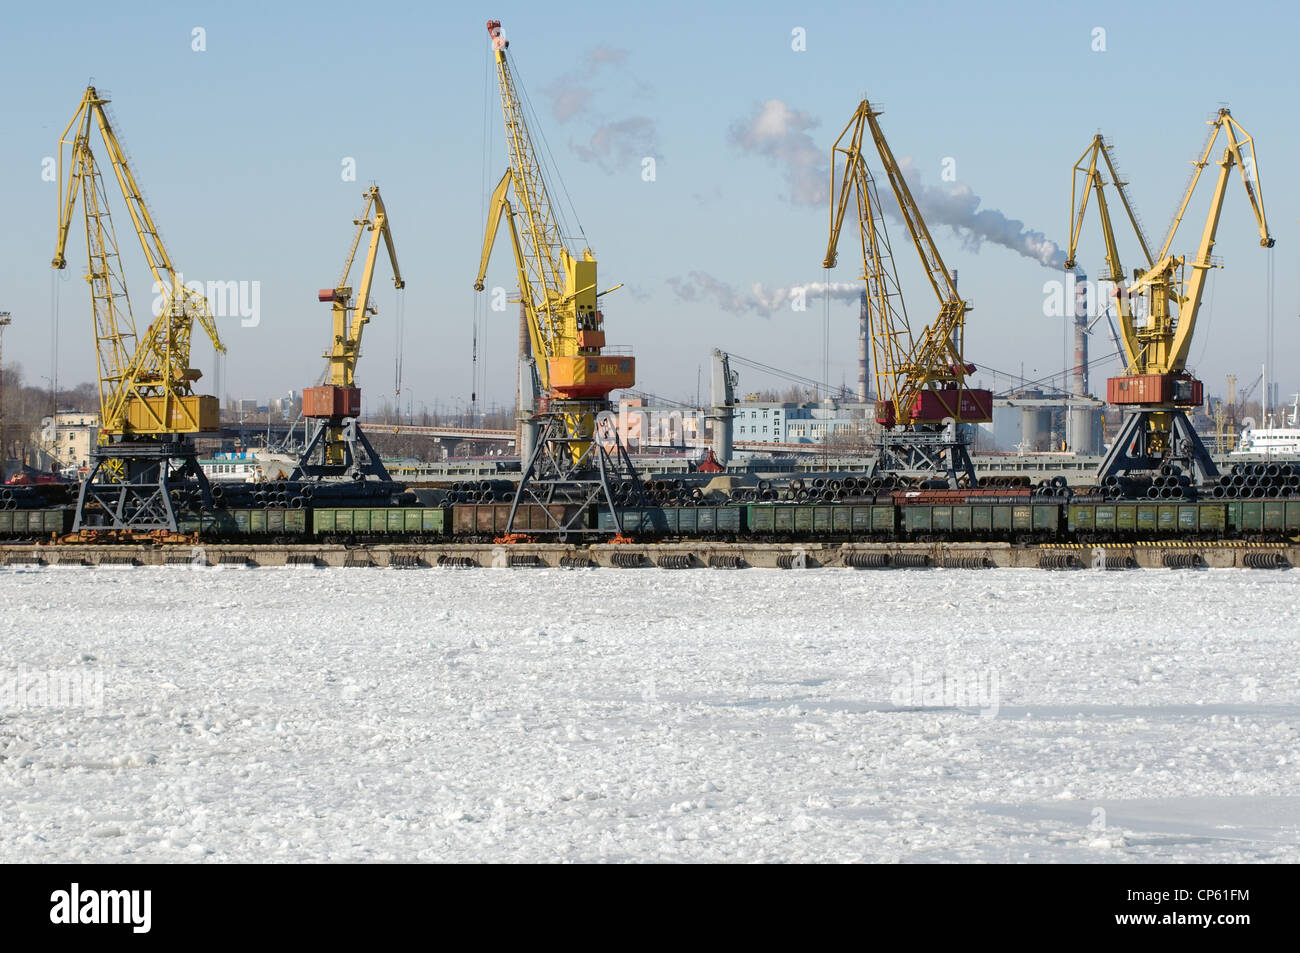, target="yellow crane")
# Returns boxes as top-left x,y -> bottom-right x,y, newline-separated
293,185 -> 404,481
1066,109 -> 1273,483
51,86 -> 225,531
474,20 -> 641,538
823,100 -> 992,486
